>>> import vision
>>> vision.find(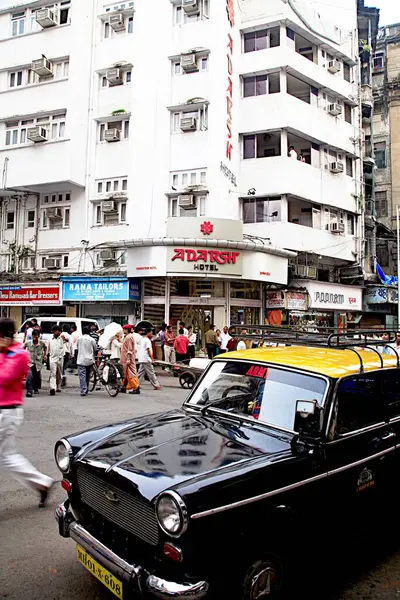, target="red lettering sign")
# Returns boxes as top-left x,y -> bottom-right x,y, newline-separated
246,365 -> 268,379
225,18 -> 234,161
171,249 -> 240,264
0,284 -> 61,306
226,0 -> 235,26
